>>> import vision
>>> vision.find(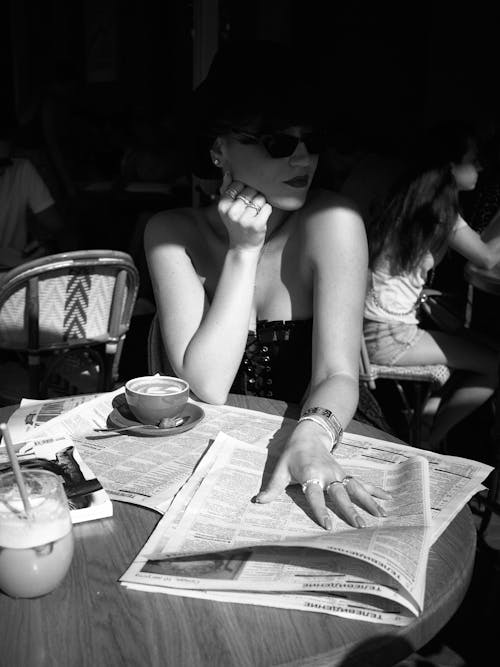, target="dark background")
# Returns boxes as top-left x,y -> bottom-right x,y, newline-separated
3,0 -> 500,381
4,1 -> 500,154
